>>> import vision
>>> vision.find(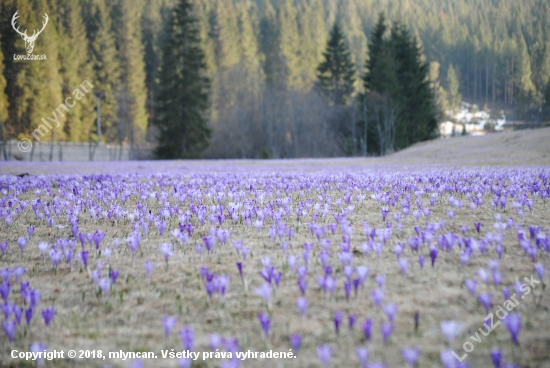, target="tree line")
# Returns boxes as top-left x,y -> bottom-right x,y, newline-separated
1,0 -> 549,159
